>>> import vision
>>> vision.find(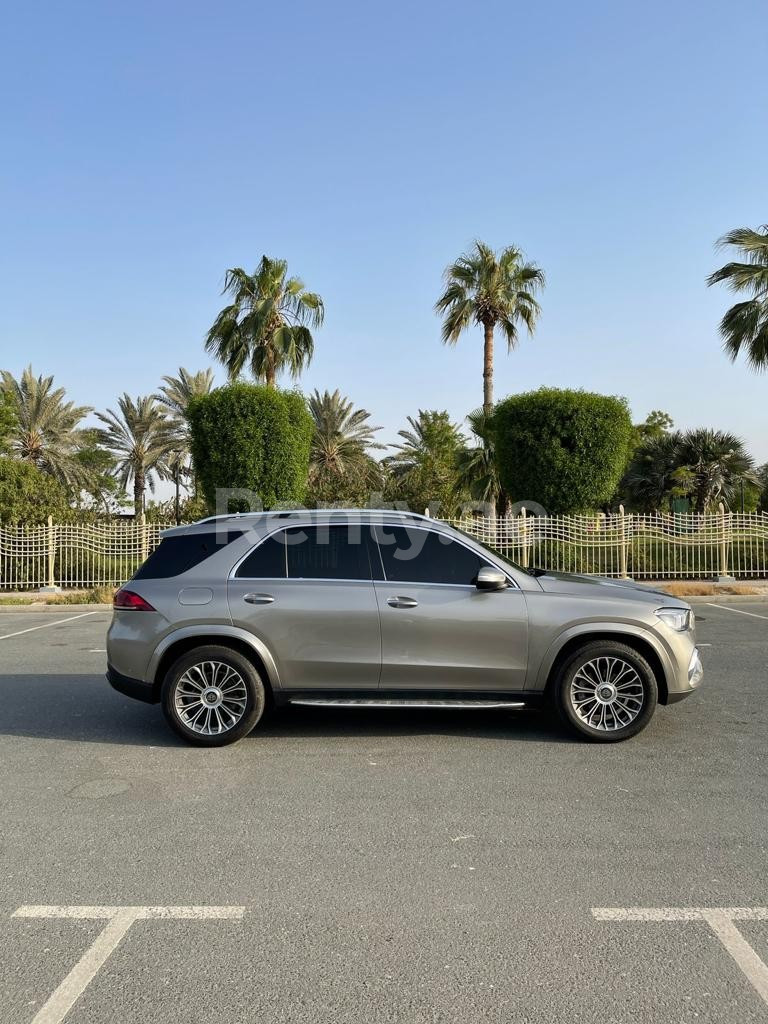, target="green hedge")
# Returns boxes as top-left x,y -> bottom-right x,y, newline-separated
187,383 -> 313,512
494,388 -> 633,515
